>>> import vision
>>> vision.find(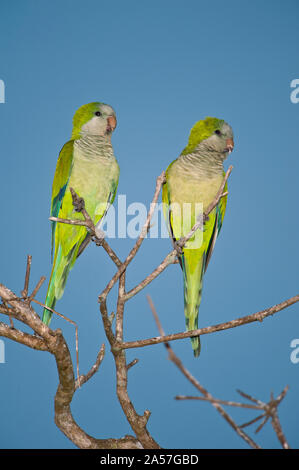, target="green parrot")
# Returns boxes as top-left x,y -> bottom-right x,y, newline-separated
42,102 -> 119,326
162,117 -> 234,356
